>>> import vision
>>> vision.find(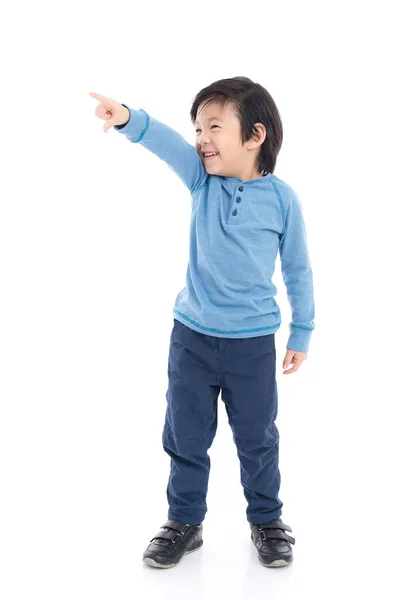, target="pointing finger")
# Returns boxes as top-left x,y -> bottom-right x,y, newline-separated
89,91 -> 108,102
90,92 -> 118,113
